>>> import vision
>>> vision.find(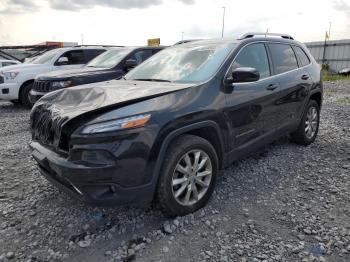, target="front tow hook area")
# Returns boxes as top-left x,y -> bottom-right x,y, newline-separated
32,149 -> 47,164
